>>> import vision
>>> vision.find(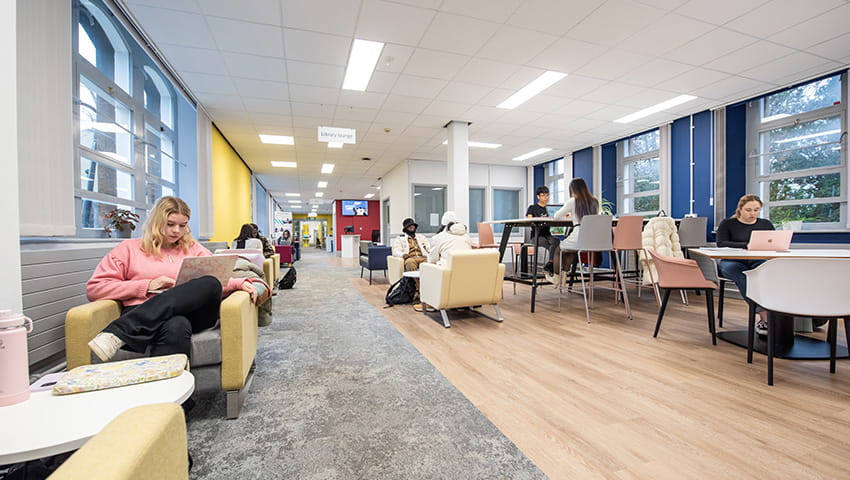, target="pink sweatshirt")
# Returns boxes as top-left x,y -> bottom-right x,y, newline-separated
86,238 -> 246,306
